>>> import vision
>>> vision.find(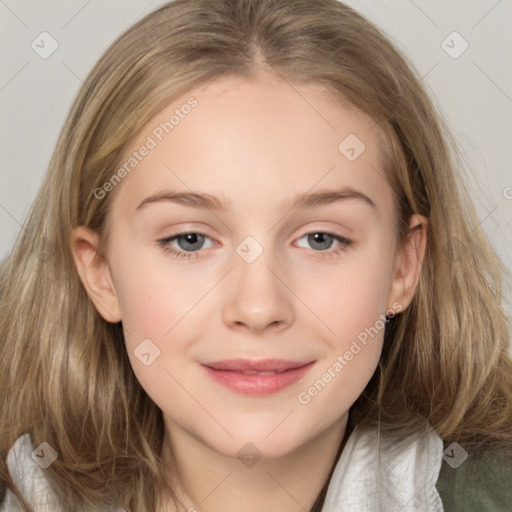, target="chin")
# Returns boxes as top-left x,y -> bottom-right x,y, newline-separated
201,420 -> 310,461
